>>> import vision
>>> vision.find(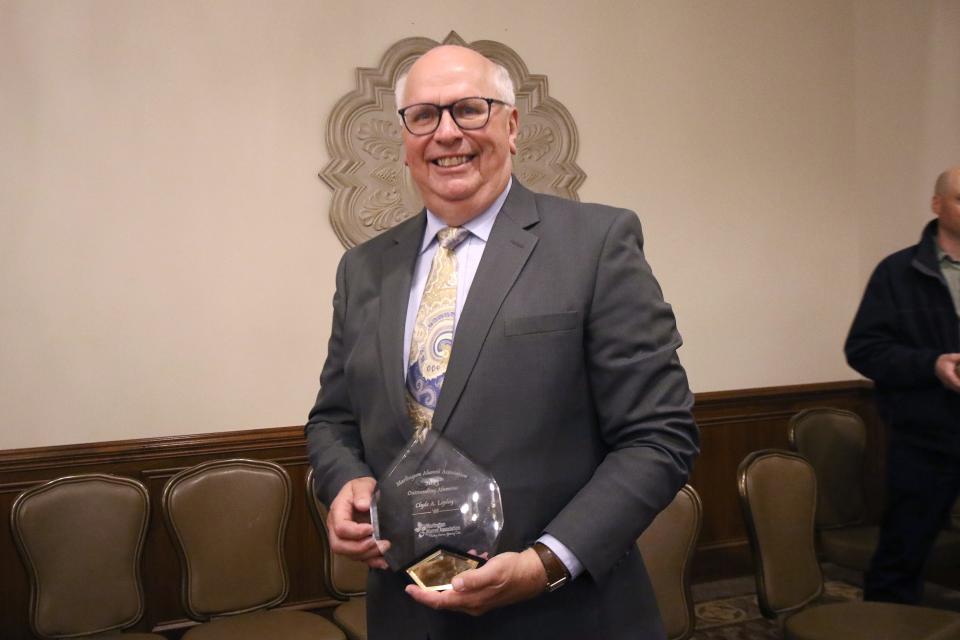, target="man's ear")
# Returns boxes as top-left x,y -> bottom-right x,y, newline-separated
508,108 -> 519,155
933,194 -> 943,217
